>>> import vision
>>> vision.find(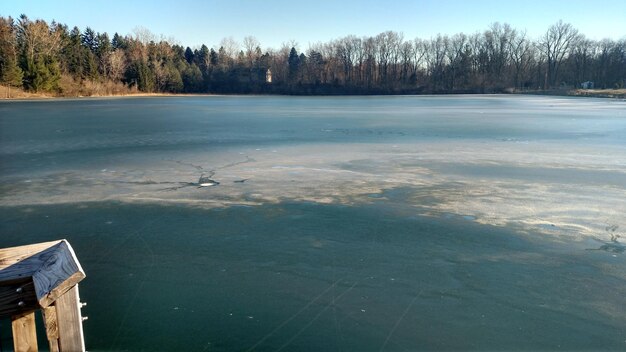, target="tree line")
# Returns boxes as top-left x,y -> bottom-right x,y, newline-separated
0,15 -> 624,96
